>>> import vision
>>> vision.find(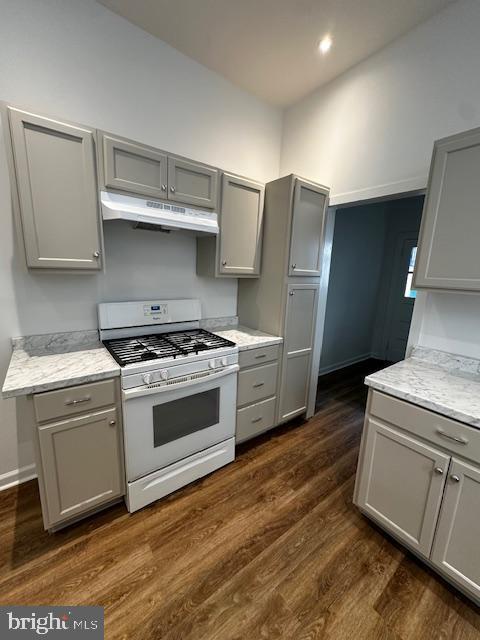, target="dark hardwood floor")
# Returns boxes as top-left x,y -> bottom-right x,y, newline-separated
0,358 -> 479,639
